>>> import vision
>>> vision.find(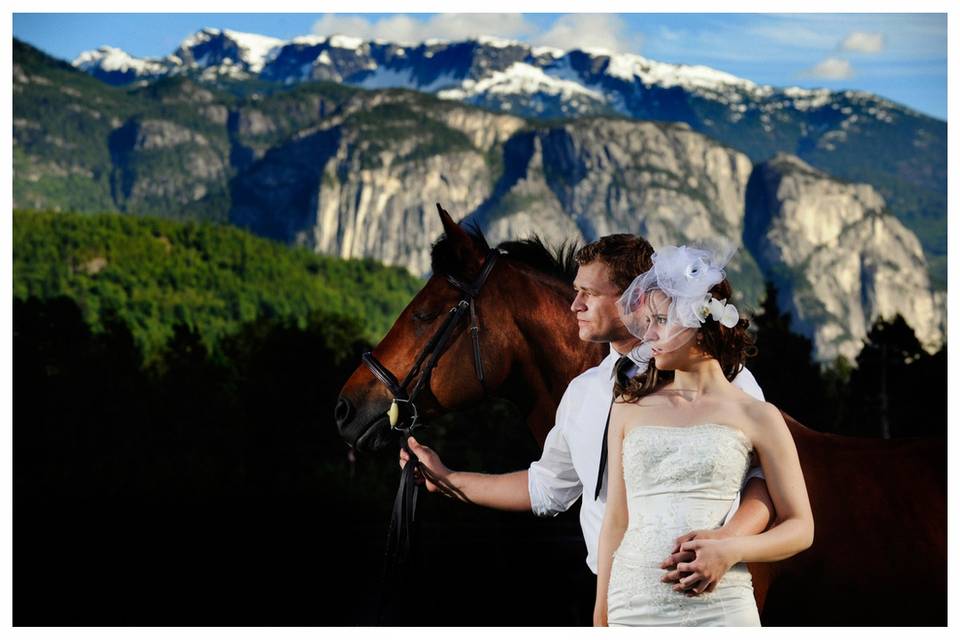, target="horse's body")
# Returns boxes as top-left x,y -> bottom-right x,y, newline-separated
337,208 -> 946,625
755,422 -> 946,625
